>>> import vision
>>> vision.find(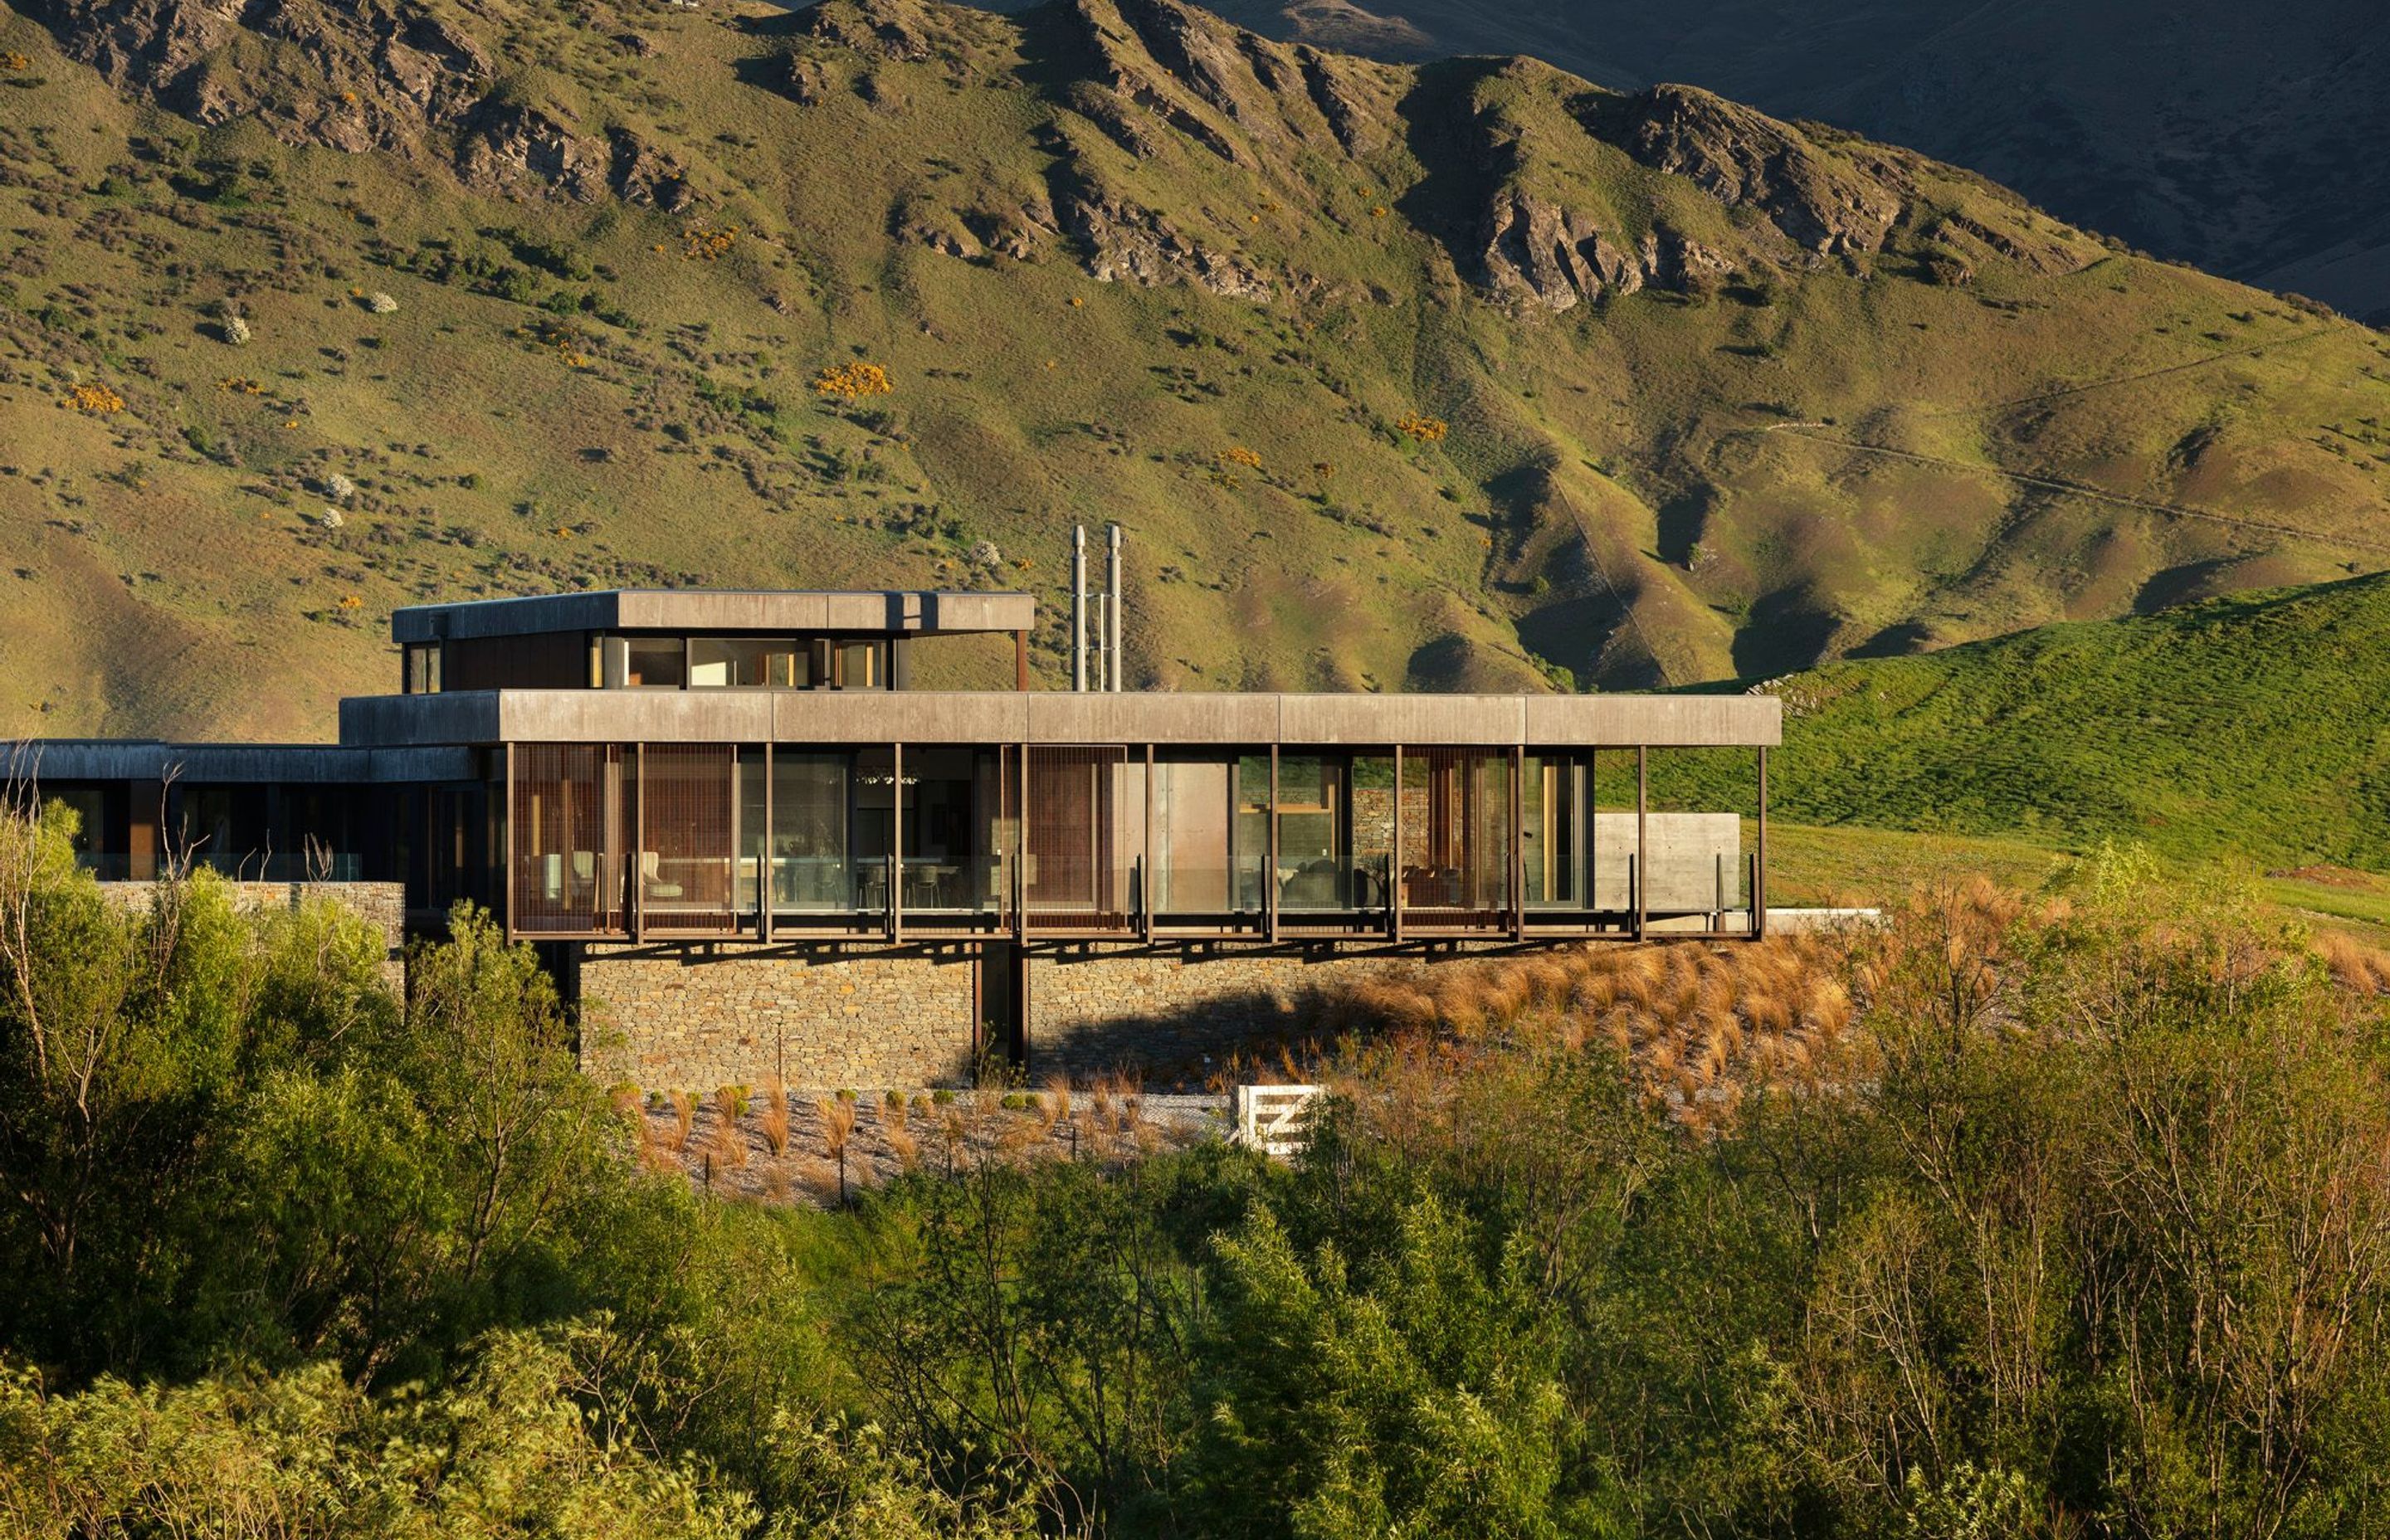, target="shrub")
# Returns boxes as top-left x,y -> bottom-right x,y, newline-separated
814,361 -> 892,400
